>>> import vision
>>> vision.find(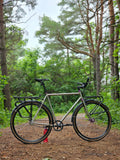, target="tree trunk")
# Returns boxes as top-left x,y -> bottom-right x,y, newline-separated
92,56 -> 97,91
67,48 -> 71,77
116,0 -> 120,11
0,0 -> 11,110
114,0 -> 120,100
95,0 -> 103,95
108,0 -> 115,99
96,52 -> 101,95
